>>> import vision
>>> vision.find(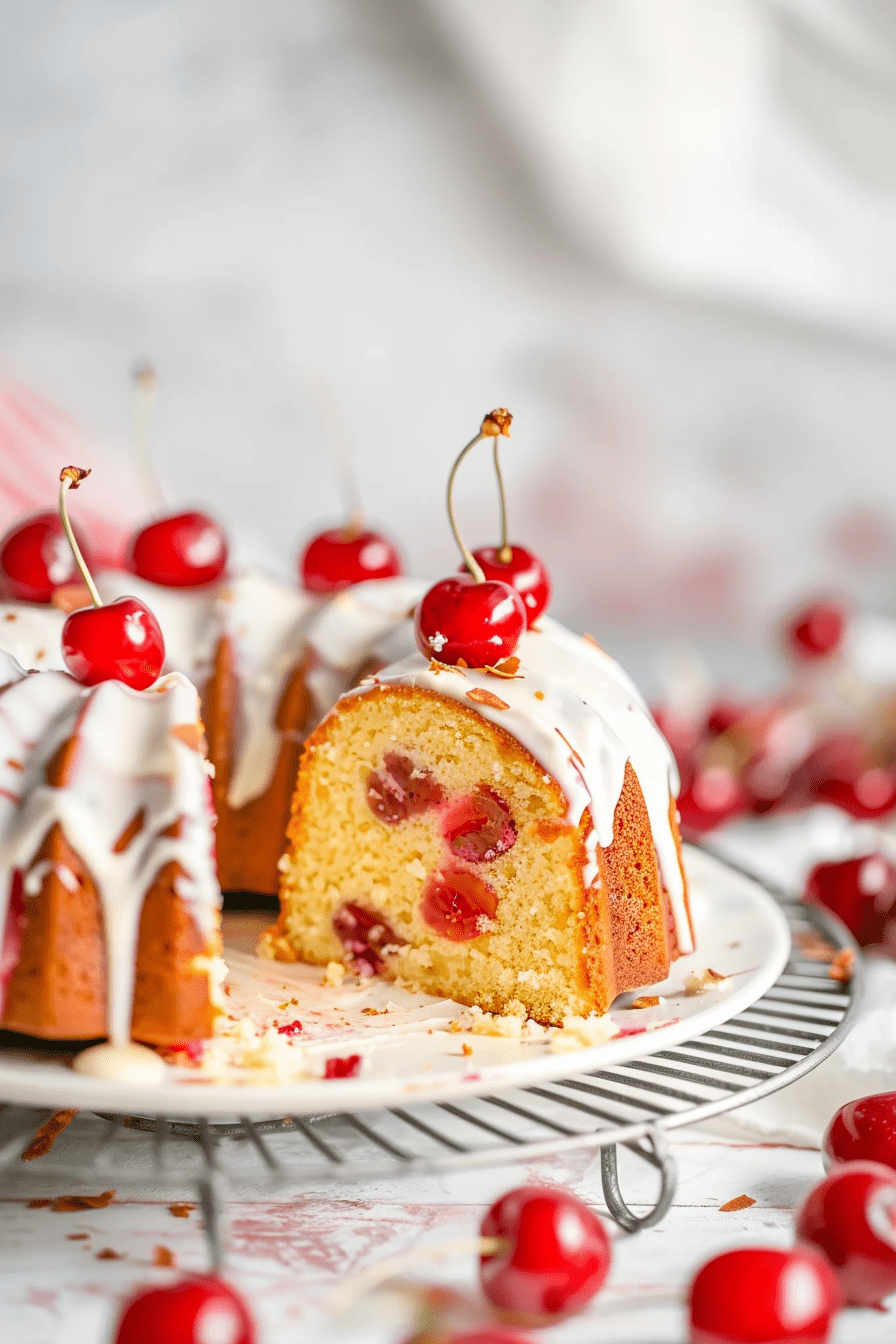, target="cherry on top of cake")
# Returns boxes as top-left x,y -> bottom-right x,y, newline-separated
415,408 -> 551,670
57,465 -> 166,691
124,364 -> 229,590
